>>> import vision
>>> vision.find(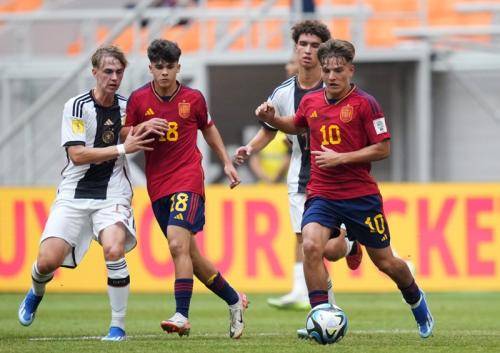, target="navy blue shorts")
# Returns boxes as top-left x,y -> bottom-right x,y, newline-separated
152,192 -> 205,236
301,194 -> 391,249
